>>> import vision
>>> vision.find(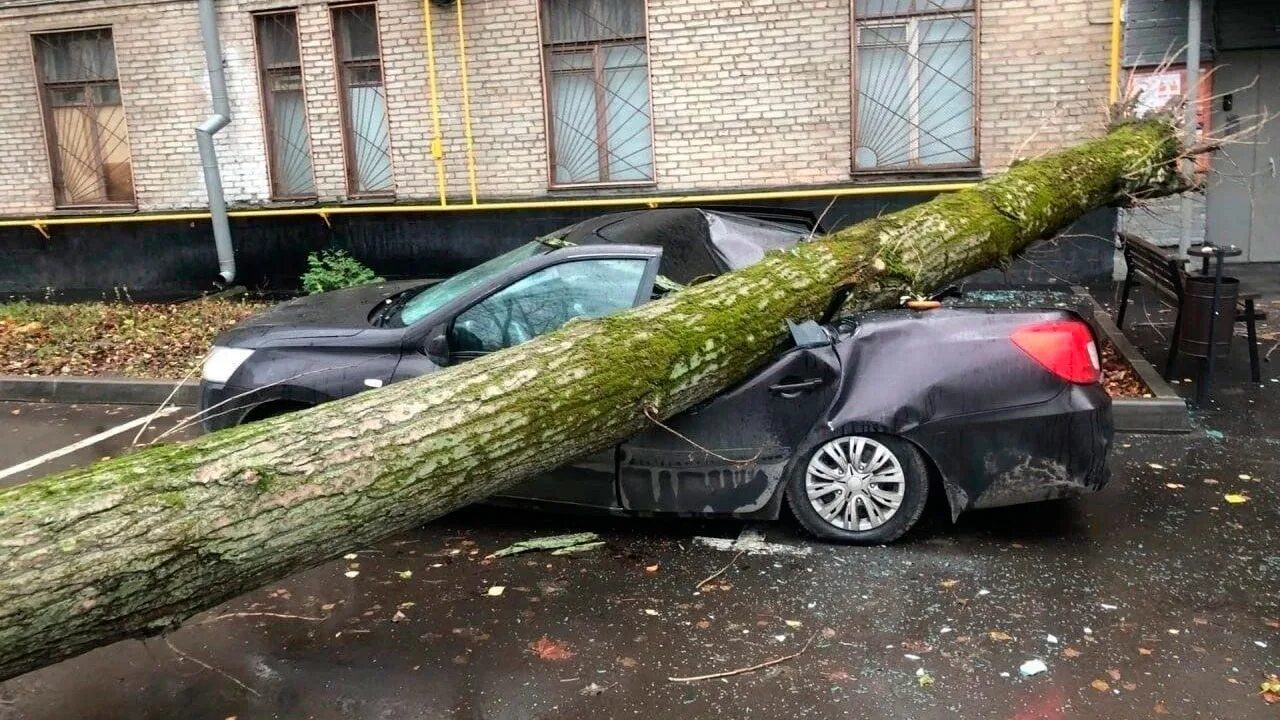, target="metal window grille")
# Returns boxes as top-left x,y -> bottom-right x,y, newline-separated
541,0 -> 653,186
332,3 -> 394,196
254,11 -> 317,199
853,0 -> 977,170
32,28 -> 135,207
